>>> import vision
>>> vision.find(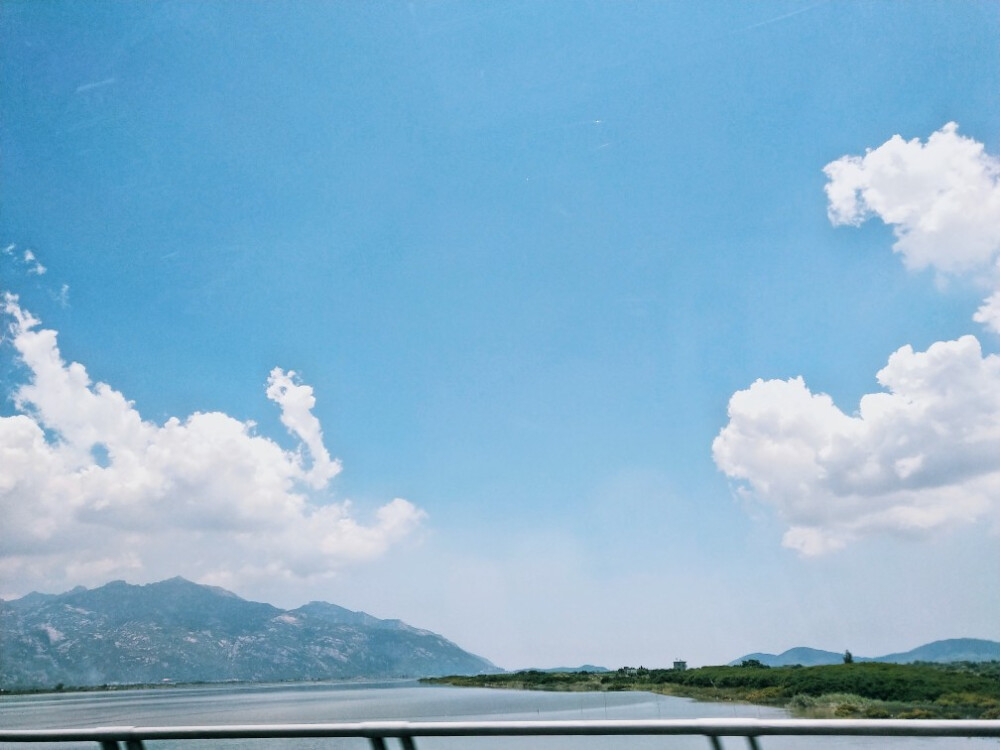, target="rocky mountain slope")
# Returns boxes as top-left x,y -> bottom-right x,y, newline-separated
0,577 -> 496,689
